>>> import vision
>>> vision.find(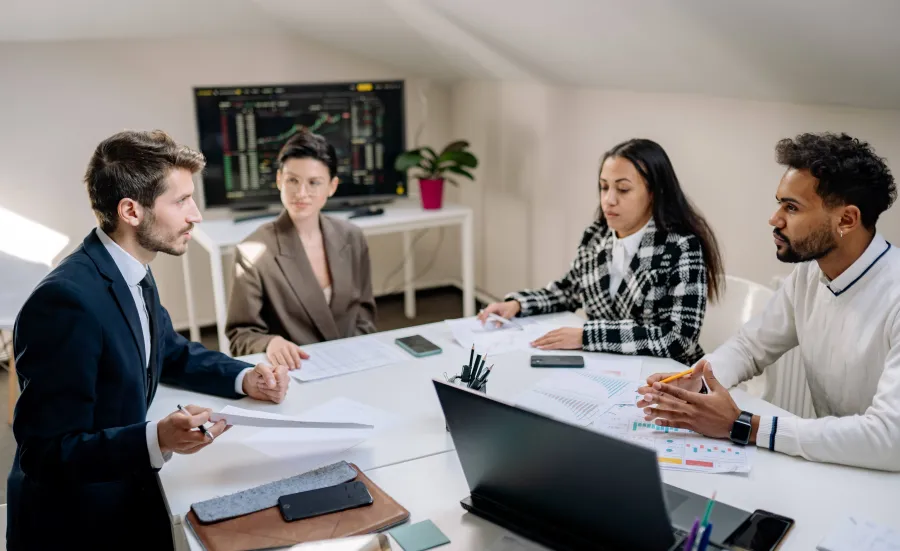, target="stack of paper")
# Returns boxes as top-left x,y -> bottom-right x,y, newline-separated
211,405 -> 372,429
291,337 -> 409,382
445,315 -> 557,355
515,372 -> 754,474
239,398 -> 401,464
